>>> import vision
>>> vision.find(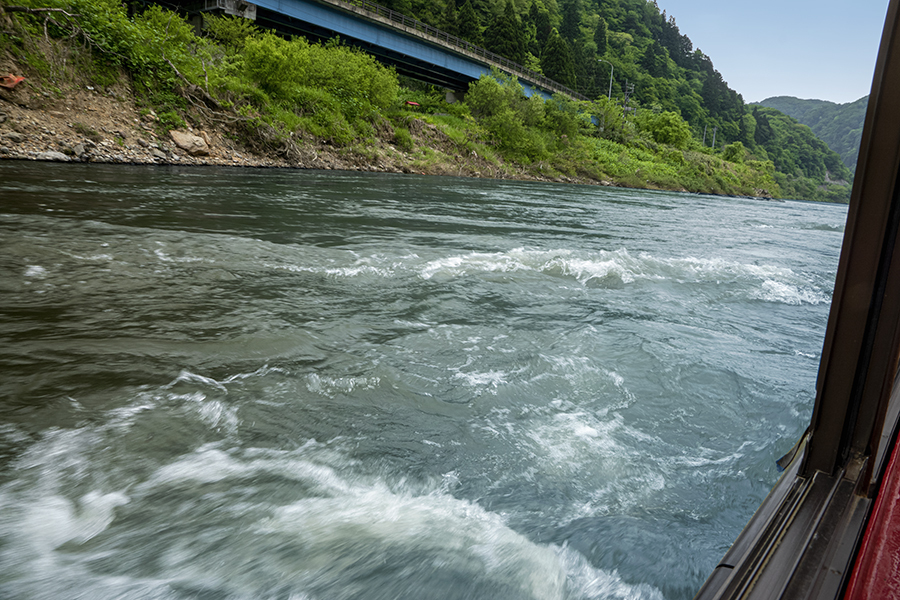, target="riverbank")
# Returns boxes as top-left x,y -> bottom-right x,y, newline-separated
0,76 -> 609,186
